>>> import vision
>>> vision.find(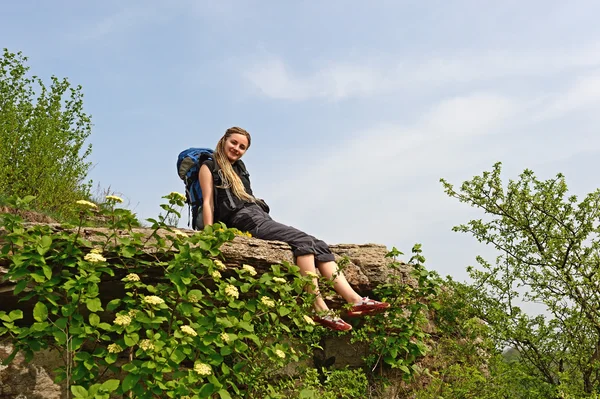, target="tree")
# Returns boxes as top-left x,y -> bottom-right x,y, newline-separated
441,162 -> 600,397
0,49 -> 92,217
